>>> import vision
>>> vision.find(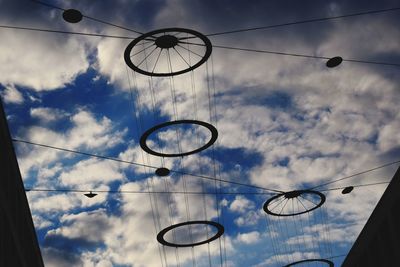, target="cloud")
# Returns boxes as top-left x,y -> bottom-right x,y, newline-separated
17,108 -> 127,178
37,179 -> 232,267
47,209 -> 111,243
235,231 -> 261,244
256,251 -> 320,266
58,158 -> 125,187
0,29 -> 90,91
1,84 -> 24,104
378,116 -> 400,152
30,107 -> 68,123
234,210 -> 262,226
229,196 -> 255,213
42,247 -> 83,267
32,214 -> 53,229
